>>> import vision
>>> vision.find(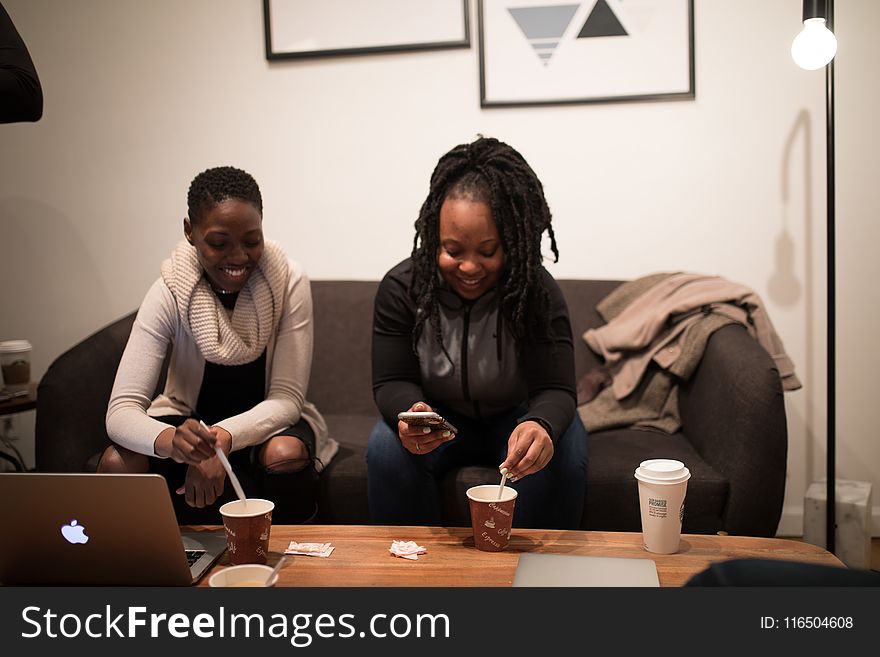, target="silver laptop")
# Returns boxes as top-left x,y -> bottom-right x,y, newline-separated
0,472 -> 226,586
513,553 -> 660,587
